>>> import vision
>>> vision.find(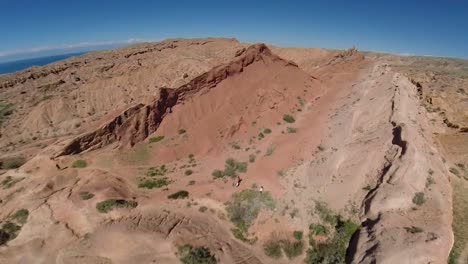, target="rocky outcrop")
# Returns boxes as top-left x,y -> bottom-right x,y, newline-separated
57,43 -> 297,156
